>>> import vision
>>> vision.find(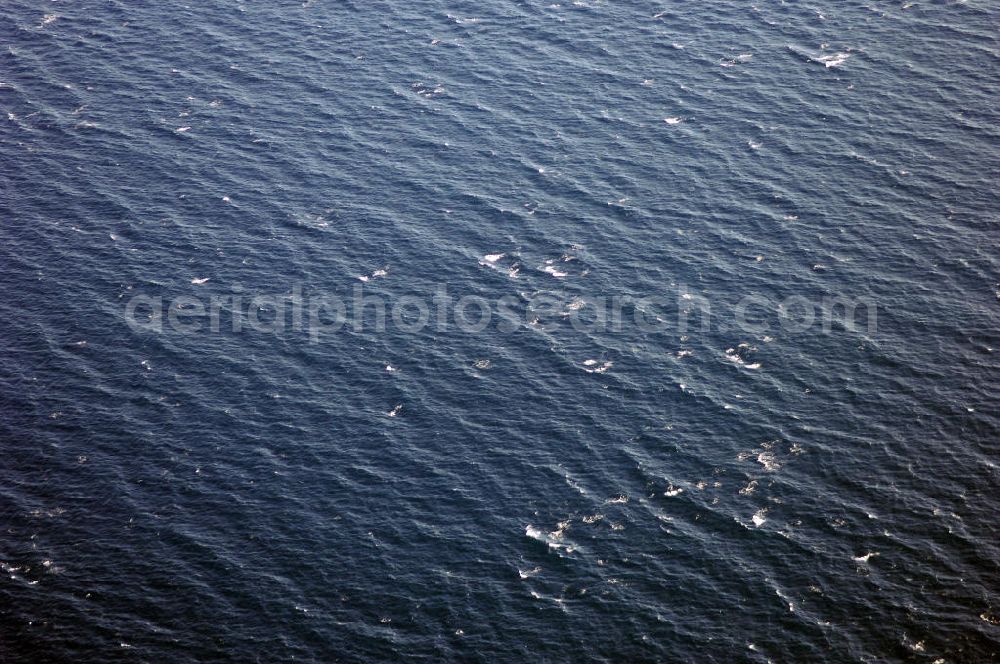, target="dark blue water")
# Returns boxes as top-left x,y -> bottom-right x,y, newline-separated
1,1 -> 998,661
